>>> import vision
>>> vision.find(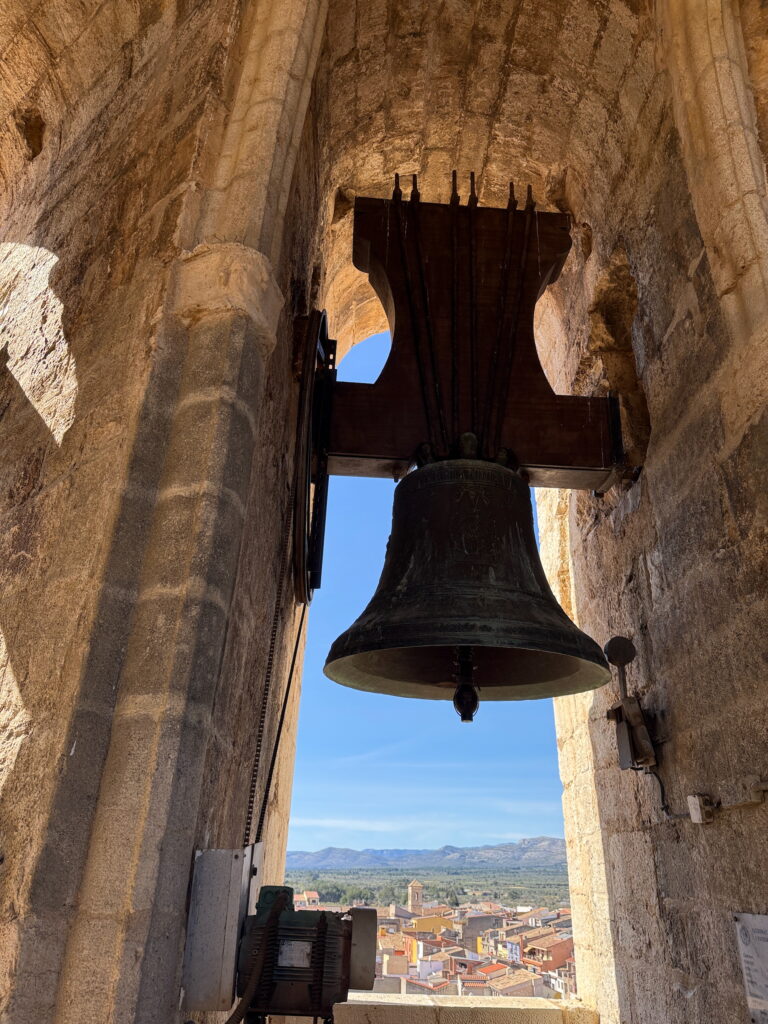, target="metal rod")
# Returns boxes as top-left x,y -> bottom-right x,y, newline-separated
493,185 -> 534,454
450,170 -> 460,444
243,488 -> 296,846
392,179 -> 439,453
254,603 -> 308,844
410,173 -> 449,454
482,180 -> 518,454
468,172 -> 479,436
